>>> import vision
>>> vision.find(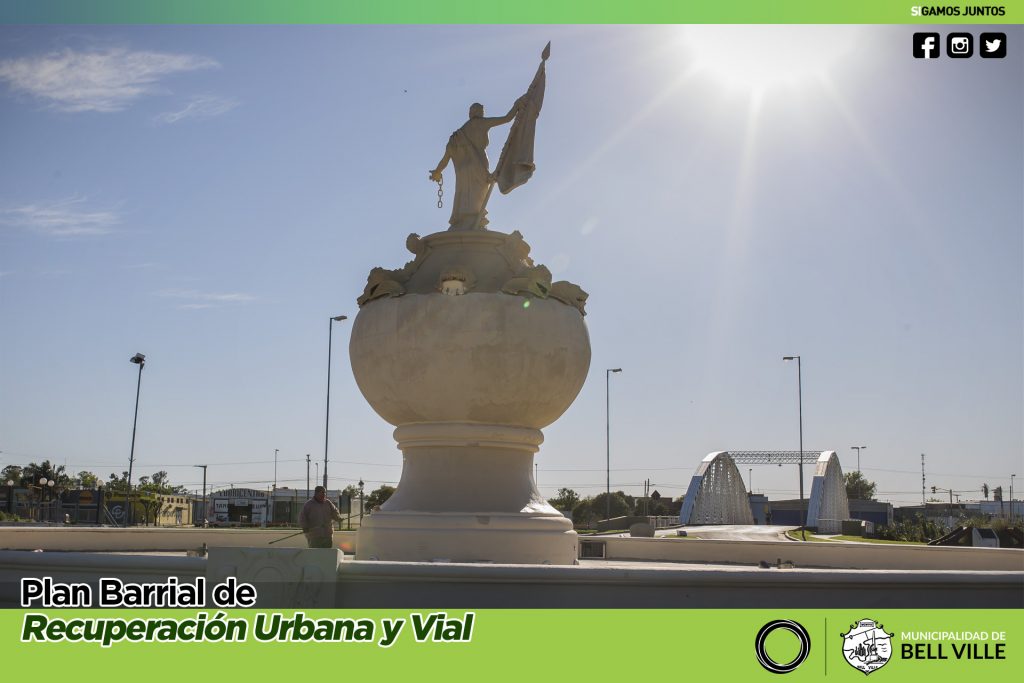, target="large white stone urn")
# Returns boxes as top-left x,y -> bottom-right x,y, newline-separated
350,229 -> 590,563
